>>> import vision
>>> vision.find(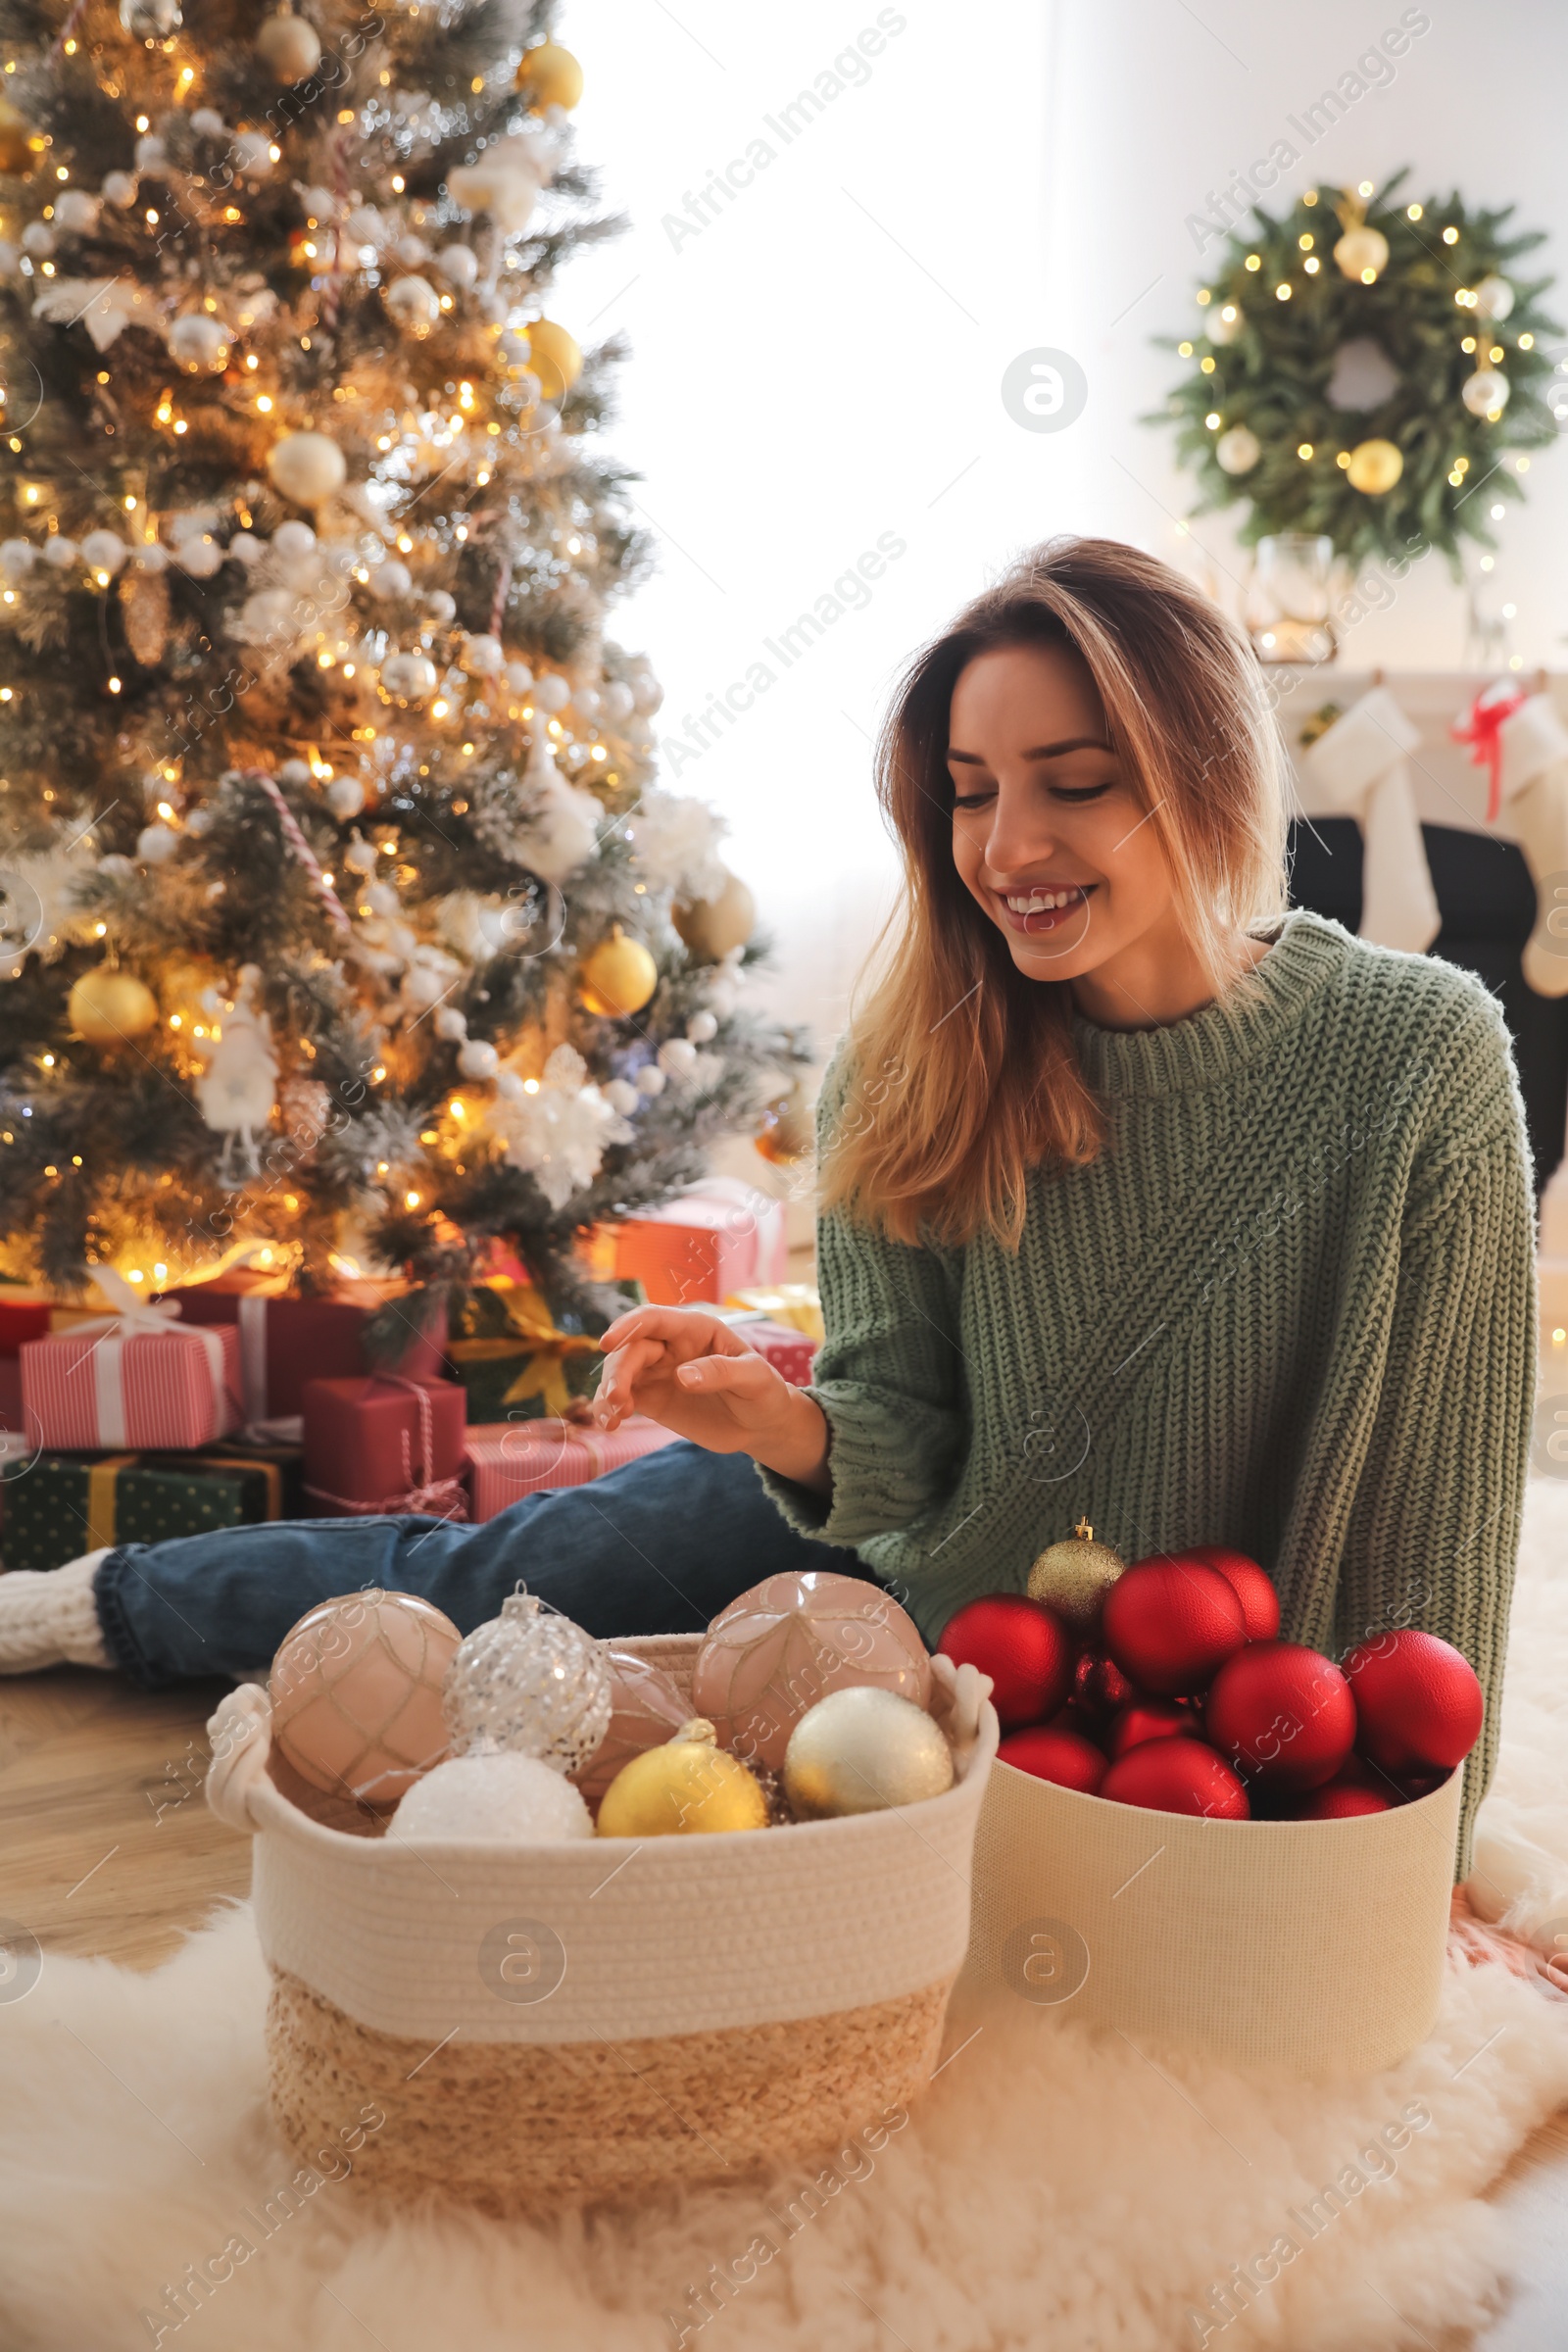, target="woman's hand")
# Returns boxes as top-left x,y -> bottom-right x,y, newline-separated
593,1306 -> 831,1492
